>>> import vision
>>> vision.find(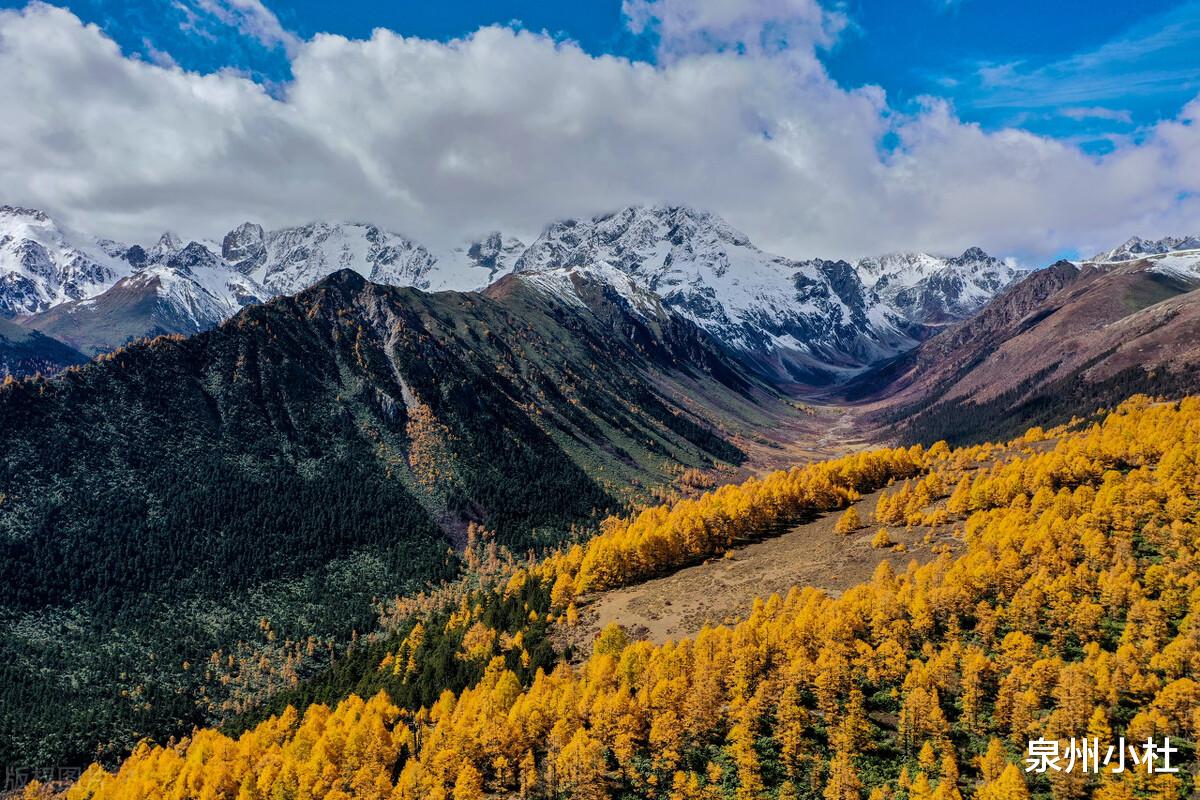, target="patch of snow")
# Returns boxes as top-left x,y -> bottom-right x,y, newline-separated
1147,250 -> 1200,279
